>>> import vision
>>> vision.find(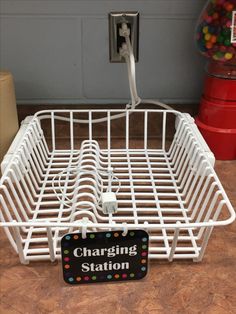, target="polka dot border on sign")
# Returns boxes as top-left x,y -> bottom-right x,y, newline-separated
62,230 -> 149,284
64,271 -> 148,283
